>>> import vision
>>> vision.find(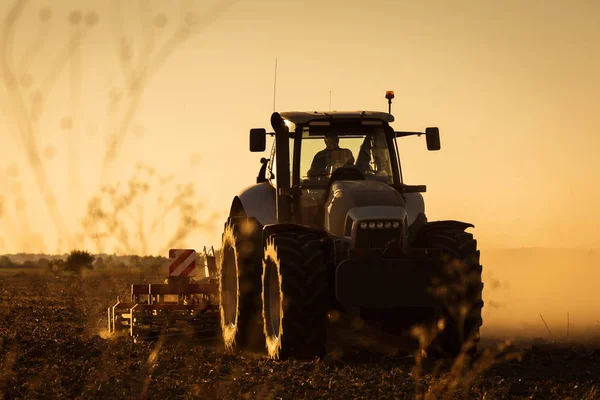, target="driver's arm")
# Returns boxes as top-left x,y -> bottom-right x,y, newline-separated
344,149 -> 355,166
355,136 -> 372,171
307,150 -> 327,177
